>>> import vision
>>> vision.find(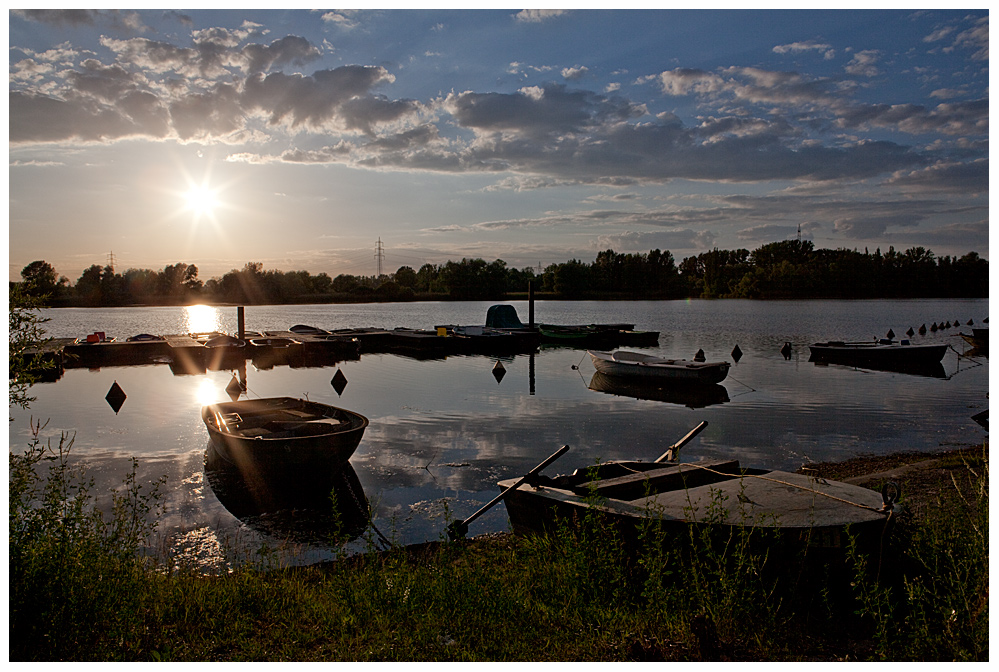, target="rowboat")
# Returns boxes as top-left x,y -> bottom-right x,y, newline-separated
588,371 -> 729,408
499,442 -> 898,552
808,339 -> 947,367
202,397 -> 369,471
588,349 -> 730,384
